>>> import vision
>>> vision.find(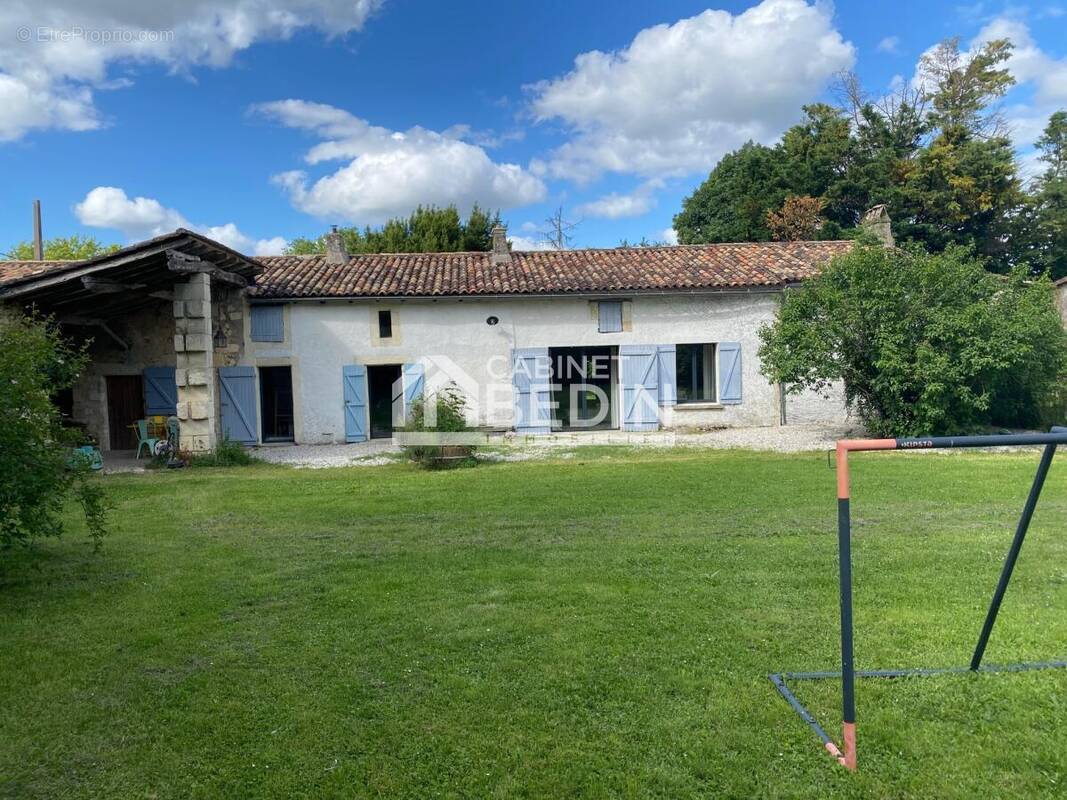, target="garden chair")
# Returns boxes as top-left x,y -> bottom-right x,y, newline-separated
134,419 -> 159,459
